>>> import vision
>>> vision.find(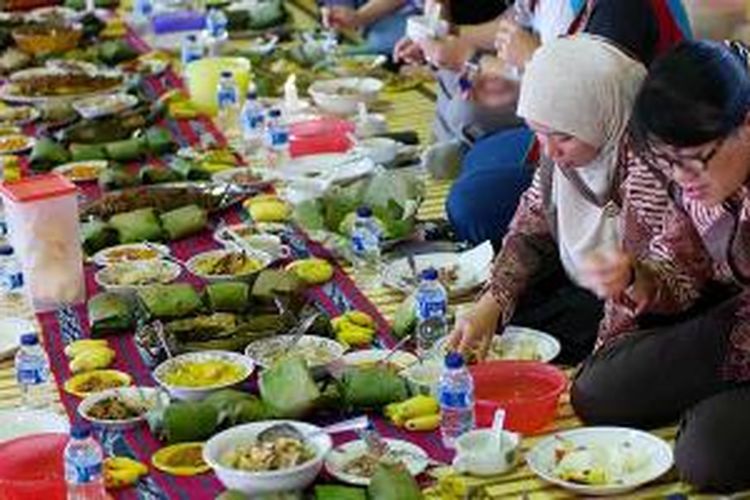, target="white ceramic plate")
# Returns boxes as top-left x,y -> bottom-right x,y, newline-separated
72,93 -> 138,119
0,409 -> 69,443
186,248 -> 273,283
245,335 -> 347,369
277,153 -> 375,187
432,325 -> 561,363
78,386 -> 169,430
0,134 -> 34,154
526,427 -> 673,496
342,349 -> 419,371
153,351 -> 255,401
325,438 -> 429,486
53,160 -> 108,183
94,259 -> 182,294
213,224 -> 289,261
382,252 -> 484,298
93,243 -> 171,267
0,317 -> 35,360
